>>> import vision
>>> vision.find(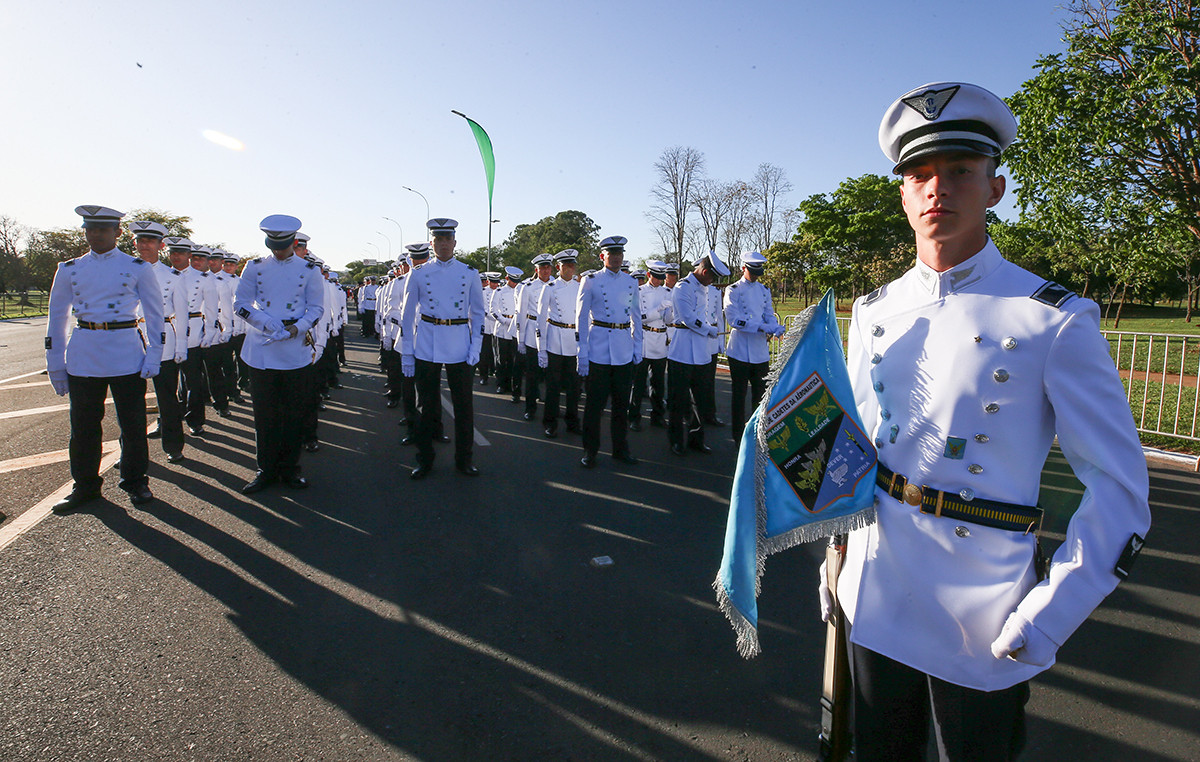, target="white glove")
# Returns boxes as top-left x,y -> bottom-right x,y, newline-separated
773,325 -> 787,337
200,334 -> 214,348
174,350 -> 187,364
468,350 -> 480,366
139,356 -> 160,379
707,326 -> 719,339
261,328 -> 290,346
401,355 -> 415,377
537,350 -> 548,369
221,330 -> 232,343
990,612 -> 1060,666
577,357 -> 589,377
49,369 -> 69,396
818,559 -> 834,623
517,342 -> 526,355
382,336 -> 394,352
633,351 -> 643,366
263,317 -> 285,335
